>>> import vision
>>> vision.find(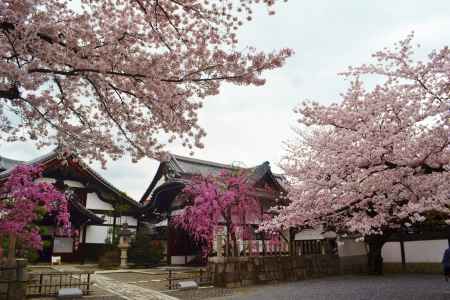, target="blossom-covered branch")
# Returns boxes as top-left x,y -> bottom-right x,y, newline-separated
172,170 -> 263,256
0,0 -> 292,165
261,35 -> 450,273
0,165 -> 71,258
